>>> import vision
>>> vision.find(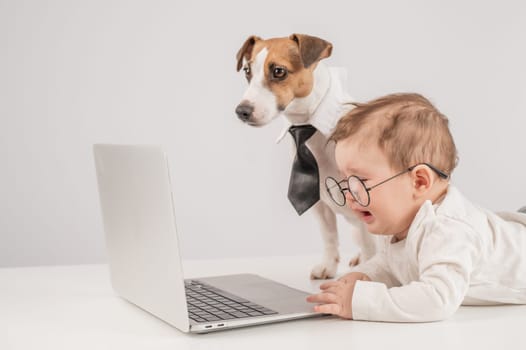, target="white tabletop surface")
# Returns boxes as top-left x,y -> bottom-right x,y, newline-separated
2,255 -> 525,350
